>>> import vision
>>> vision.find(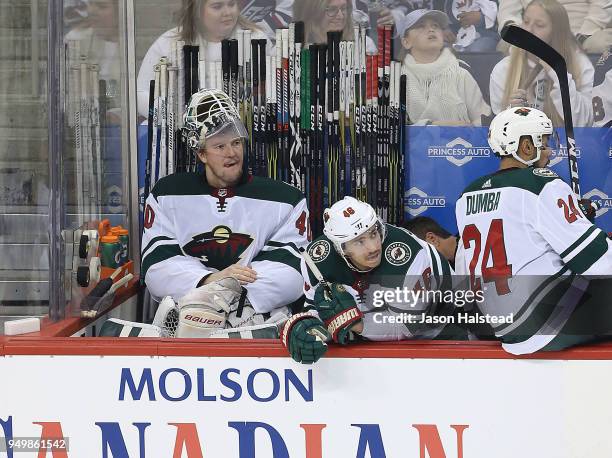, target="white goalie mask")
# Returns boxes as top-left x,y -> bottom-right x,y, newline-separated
323,197 -> 386,272
182,88 -> 248,151
488,106 -> 555,166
